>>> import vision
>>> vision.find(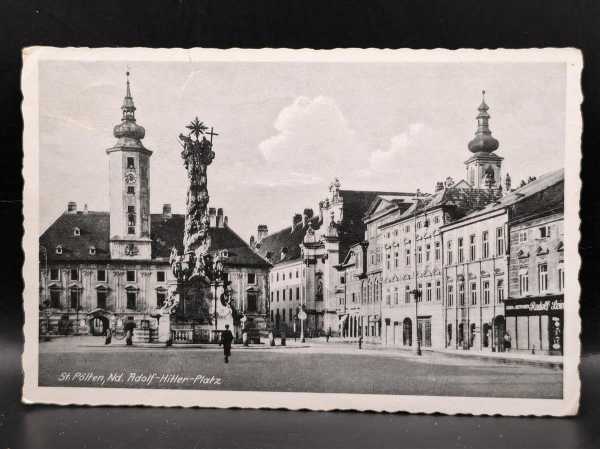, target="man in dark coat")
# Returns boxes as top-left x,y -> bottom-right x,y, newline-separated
221,324 -> 234,363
